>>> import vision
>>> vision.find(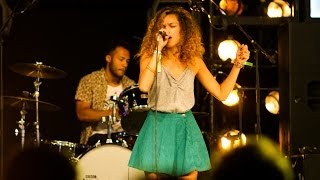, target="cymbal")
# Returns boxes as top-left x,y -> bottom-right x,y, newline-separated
9,62 -> 67,79
3,96 -> 61,111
